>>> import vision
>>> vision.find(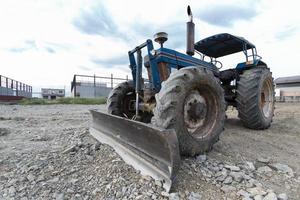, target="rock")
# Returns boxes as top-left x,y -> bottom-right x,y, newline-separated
220,185 -> 236,193
30,135 -> 49,141
247,187 -> 267,197
93,142 -> 101,151
116,191 -> 122,198
74,193 -> 81,199
196,154 -> 207,162
245,161 -> 256,171
188,192 -> 202,200
161,191 -> 169,197
237,189 -> 251,198
257,166 -> 273,174
263,192 -> 277,200
51,171 -> 60,176
62,144 -> 77,154
248,179 -> 262,187
216,175 -> 227,182
55,193 -> 65,200
48,177 -> 59,183
257,157 -> 271,164
277,193 -> 288,200
67,188 -> 74,194
168,192 -> 179,200
224,165 -> 240,171
0,117 -> 11,120
27,173 -> 35,182
36,175 -> 45,182
254,195 -> 263,200
0,128 -> 10,136
9,186 -> 16,196
243,174 -> 251,180
209,165 -> 220,172
77,140 -> 84,147
14,116 -> 25,121
142,175 -> 152,181
92,188 -> 101,195
229,171 -> 244,182
155,180 -> 162,188
223,176 -> 233,184
270,163 -> 293,176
